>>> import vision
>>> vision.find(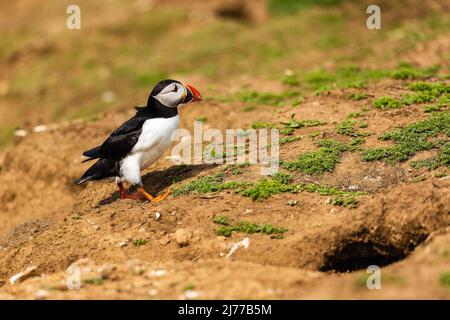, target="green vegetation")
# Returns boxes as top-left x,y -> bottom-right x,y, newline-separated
268,0 -> 342,15
348,92 -> 369,101
251,121 -> 278,129
390,63 -> 440,80
172,172 -> 244,196
231,89 -> 301,107
280,136 -> 301,144
183,283 -> 195,291
240,178 -> 295,200
212,215 -> 288,238
372,96 -> 402,109
282,139 -> 347,174
303,66 -> 390,94
82,277 -> 104,286
362,113 -> 450,164
336,119 -> 369,137
174,168 -> 363,206
280,114 -> 326,135
132,239 -> 148,246
440,272 -> 450,289
373,81 -> 449,110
